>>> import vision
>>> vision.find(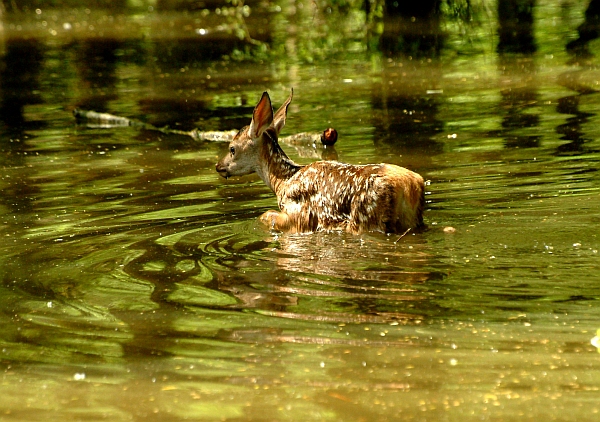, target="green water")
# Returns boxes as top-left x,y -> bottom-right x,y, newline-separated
1,1 -> 600,420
